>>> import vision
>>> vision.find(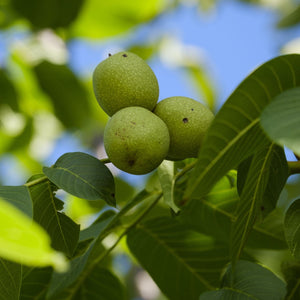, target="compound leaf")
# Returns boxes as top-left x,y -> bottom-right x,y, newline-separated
184,54 -> 300,203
